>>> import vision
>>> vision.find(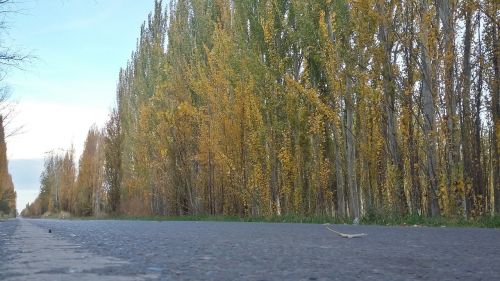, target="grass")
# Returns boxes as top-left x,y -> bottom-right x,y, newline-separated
37,212 -> 500,228
0,211 -> 16,220
108,214 -> 353,224
53,213 -> 348,224
360,211 -> 500,228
